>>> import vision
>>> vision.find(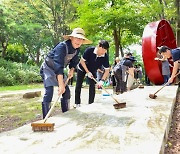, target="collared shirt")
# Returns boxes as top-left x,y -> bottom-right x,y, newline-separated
93,47 -> 105,57
78,46 -> 109,73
